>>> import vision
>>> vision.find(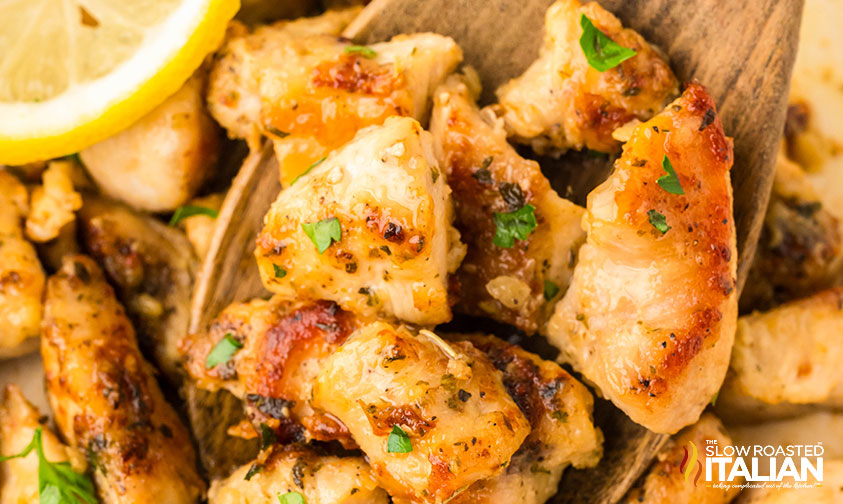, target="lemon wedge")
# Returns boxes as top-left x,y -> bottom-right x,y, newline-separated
0,0 -> 239,165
